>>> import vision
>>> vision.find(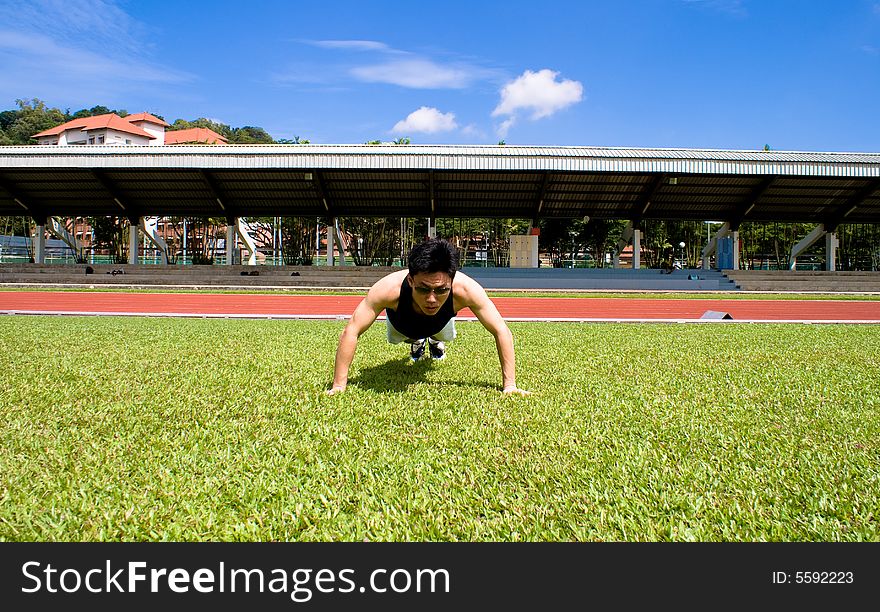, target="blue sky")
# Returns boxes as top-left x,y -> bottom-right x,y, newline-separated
0,0 -> 878,151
